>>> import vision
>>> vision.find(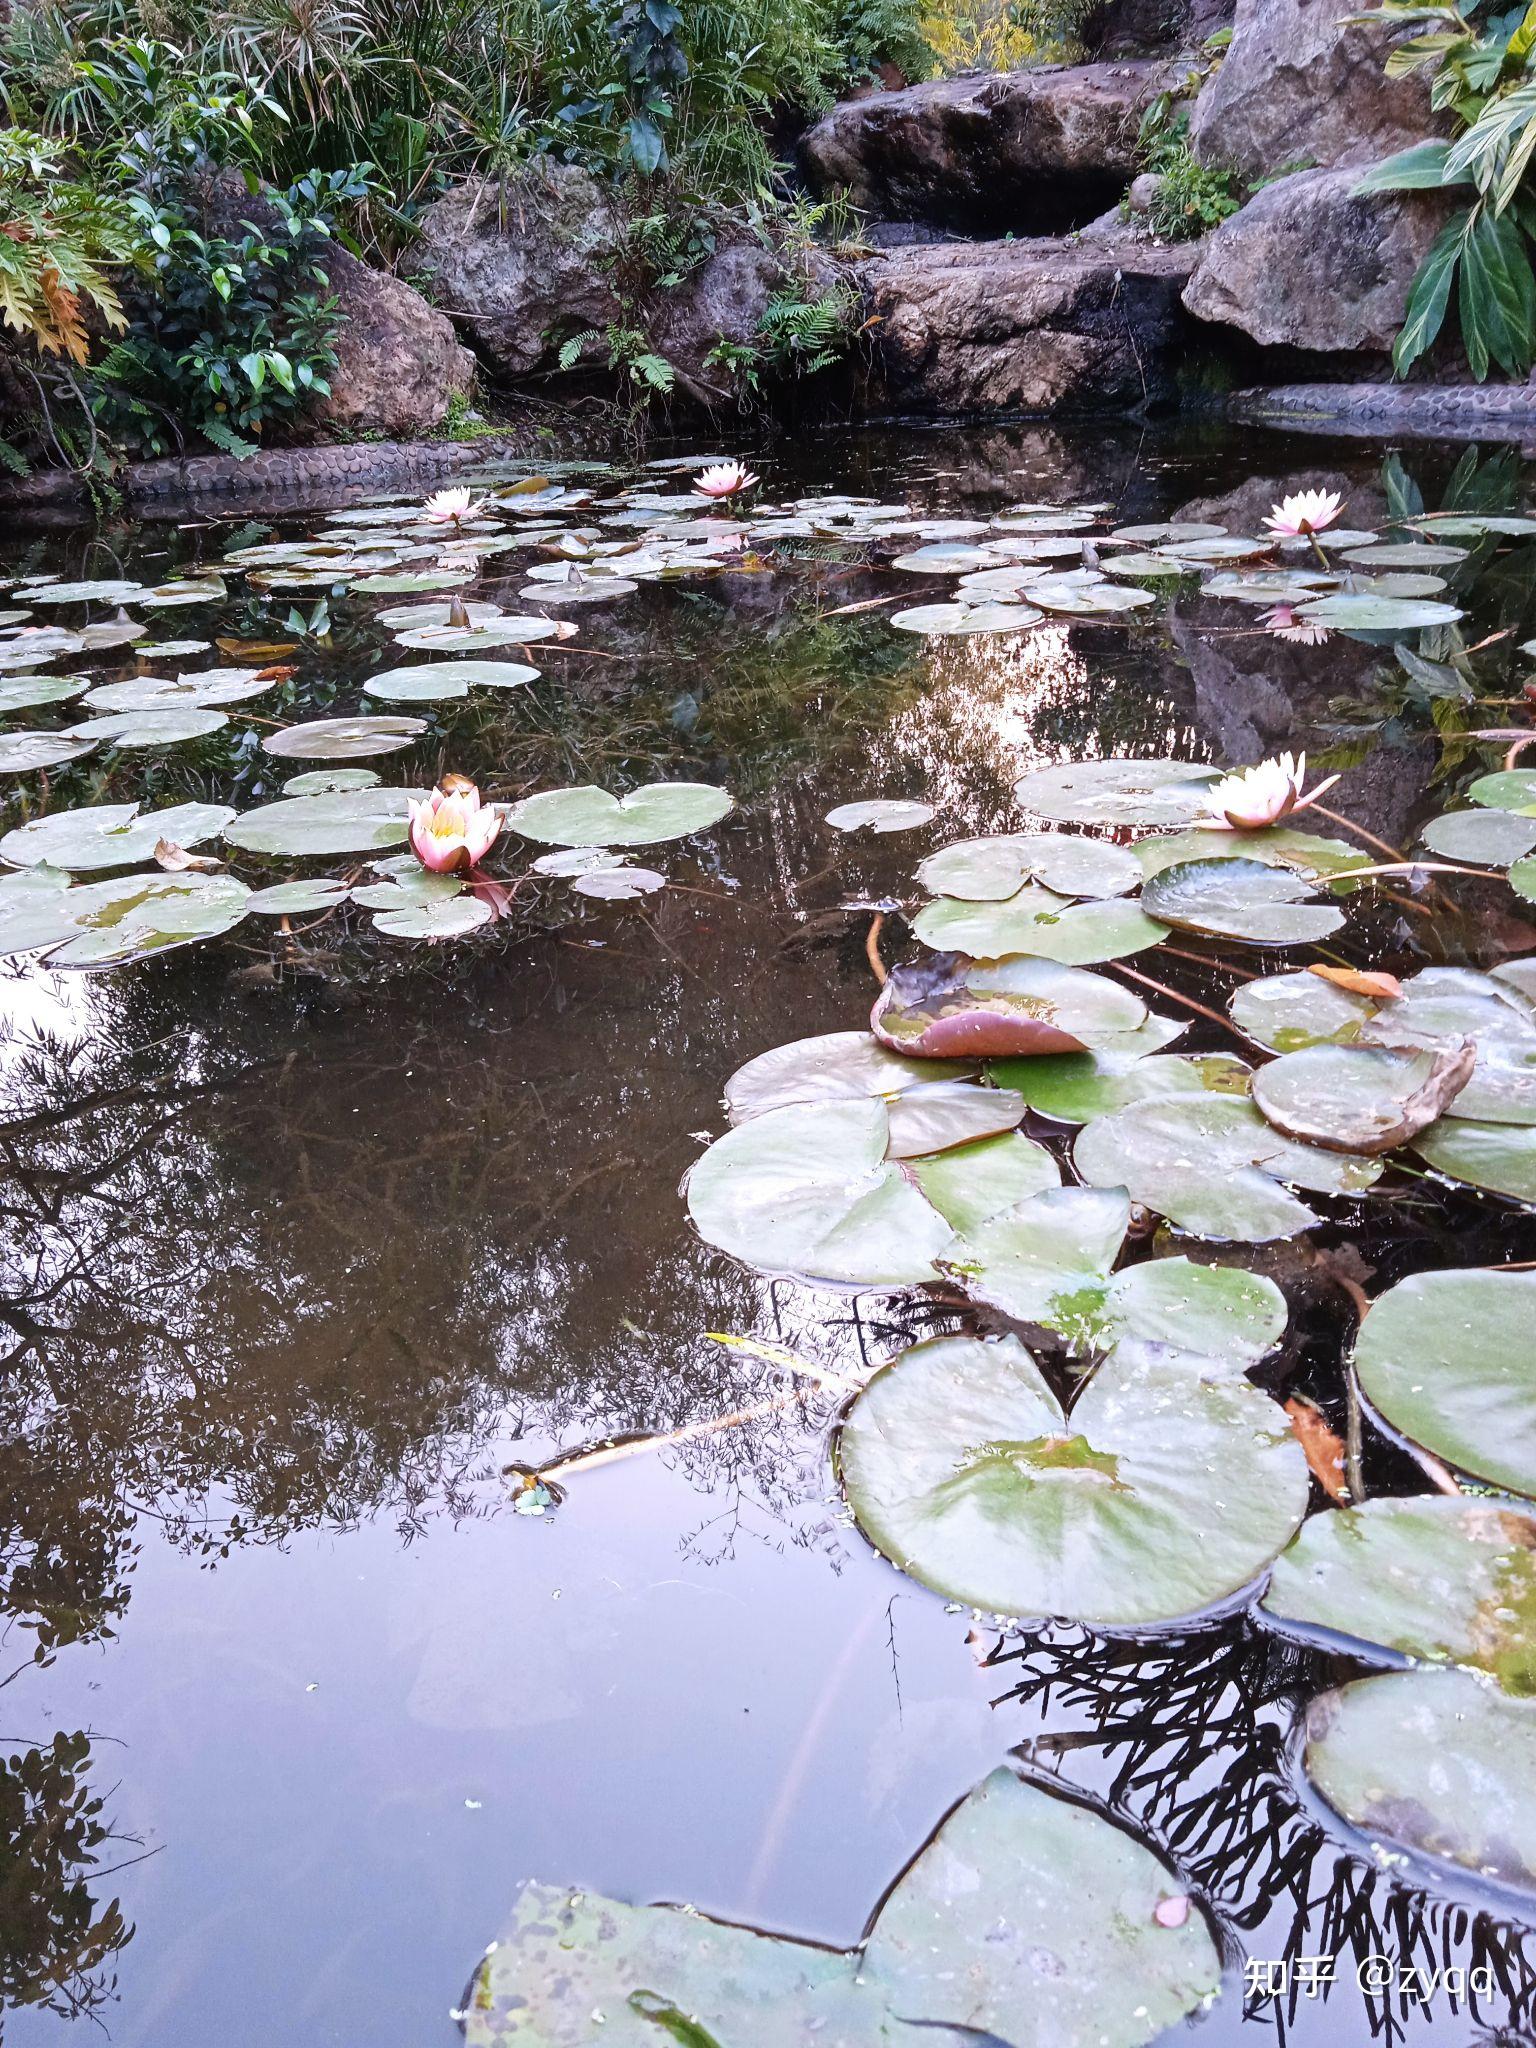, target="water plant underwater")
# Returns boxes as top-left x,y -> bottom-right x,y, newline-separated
11,460 -> 1536,2036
